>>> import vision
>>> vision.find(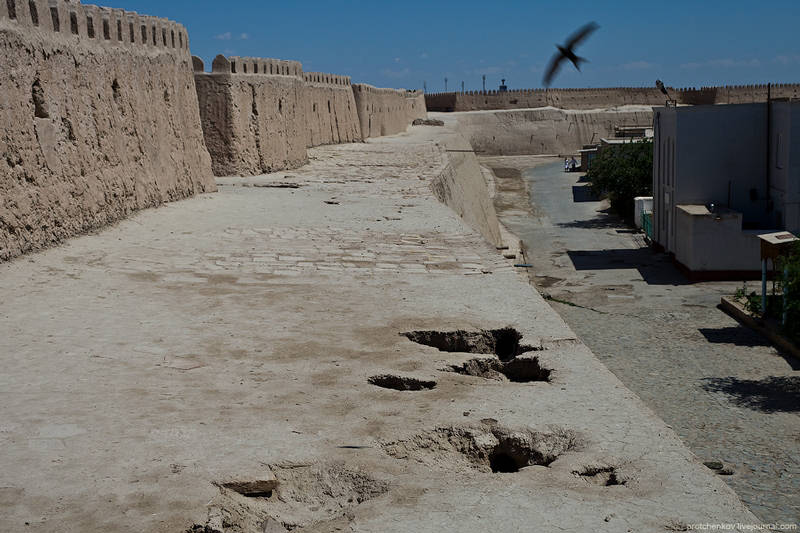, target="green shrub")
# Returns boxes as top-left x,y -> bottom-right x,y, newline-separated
778,242 -> 800,342
586,139 -> 653,219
